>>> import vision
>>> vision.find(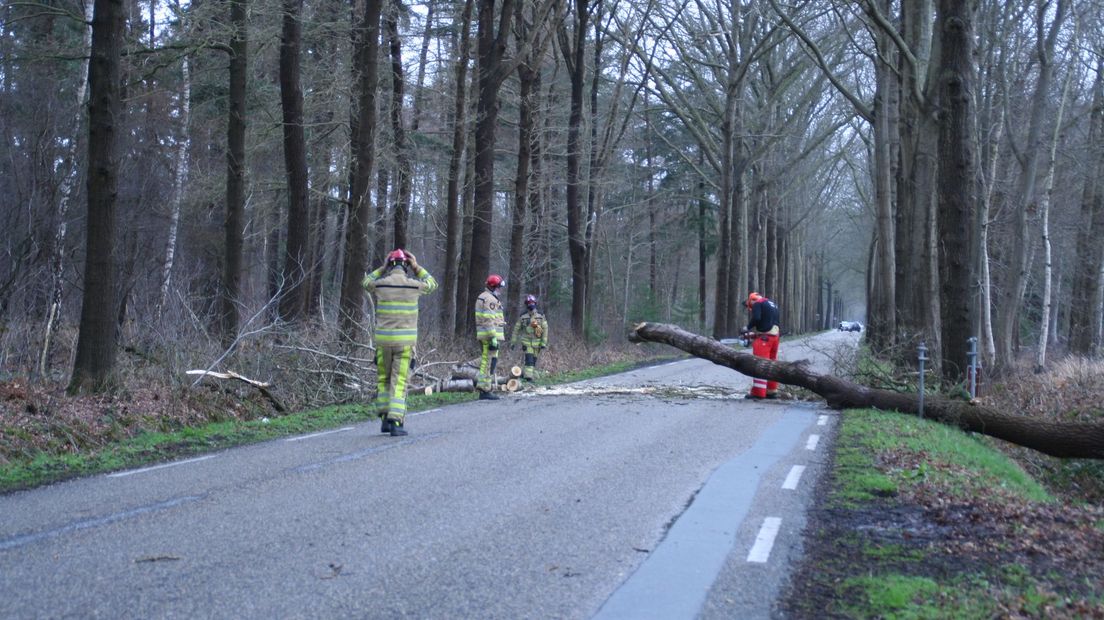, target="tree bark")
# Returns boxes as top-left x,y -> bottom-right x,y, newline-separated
935,0 -> 979,383
712,94 -> 733,339
157,55 -> 190,318
508,9 -> 538,325
278,0 -> 309,323
868,15 -> 897,353
40,0 -> 94,377
562,0 -> 590,337
994,0 -> 1067,367
464,0 -> 520,335
385,0 -> 412,250
220,0 -> 248,345
440,0 -> 474,333
1034,67 -> 1072,371
628,322 -> 1104,459
339,0 -> 383,338
69,0 -> 125,392
697,151 -> 707,327
1069,57 -> 1104,356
